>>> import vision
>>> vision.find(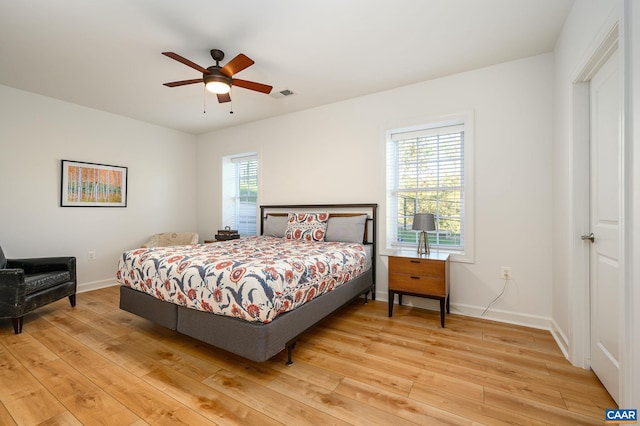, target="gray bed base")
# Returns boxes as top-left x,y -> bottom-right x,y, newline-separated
119,268 -> 373,364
